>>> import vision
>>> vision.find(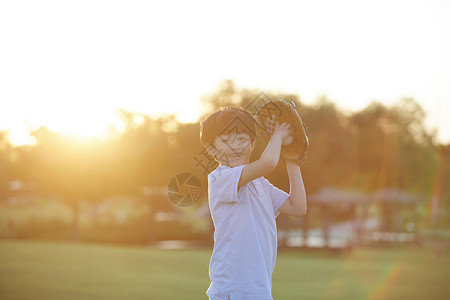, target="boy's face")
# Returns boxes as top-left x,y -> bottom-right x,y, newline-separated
211,132 -> 255,167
